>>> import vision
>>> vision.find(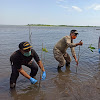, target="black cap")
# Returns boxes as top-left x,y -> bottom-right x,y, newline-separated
19,41 -> 32,50
70,30 -> 79,35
